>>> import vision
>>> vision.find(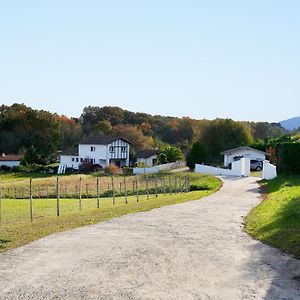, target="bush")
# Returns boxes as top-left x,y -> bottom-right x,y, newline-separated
190,183 -> 211,191
123,167 -> 133,176
186,142 -> 207,169
105,163 -> 120,175
0,165 -> 12,172
79,161 -> 93,173
276,143 -> 300,174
